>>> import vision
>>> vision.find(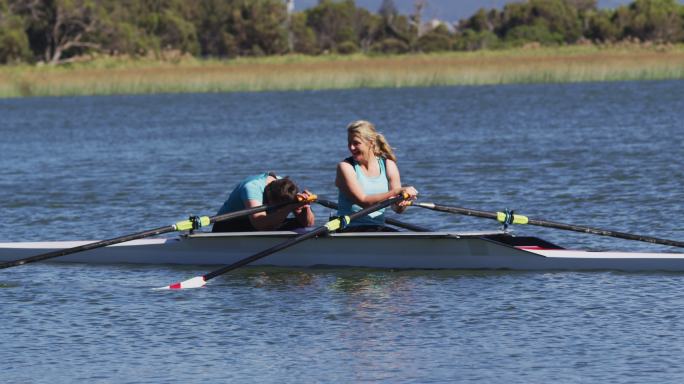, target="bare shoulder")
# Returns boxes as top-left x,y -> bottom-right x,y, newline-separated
337,160 -> 354,172
336,160 -> 356,188
385,159 -> 400,173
